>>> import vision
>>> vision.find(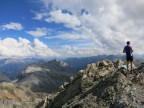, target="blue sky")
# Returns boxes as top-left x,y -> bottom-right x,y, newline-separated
0,0 -> 144,58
